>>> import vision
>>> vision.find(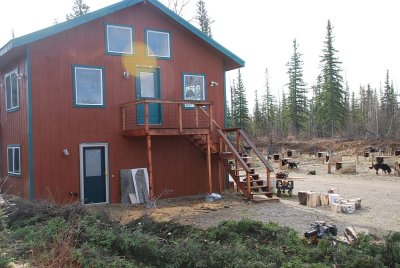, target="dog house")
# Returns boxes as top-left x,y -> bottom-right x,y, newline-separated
375,156 -> 396,166
335,161 -> 356,174
364,152 -> 378,161
394,150 -> 400,156
287,150 -> 300,158
325,155 -> 342,164
273,154 -> 281,162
